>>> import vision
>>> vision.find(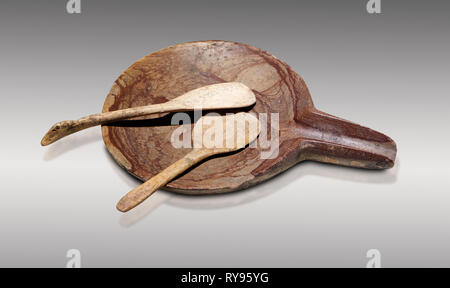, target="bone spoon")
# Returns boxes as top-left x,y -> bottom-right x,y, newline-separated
116,112 -> 260,212
41,82 -> 256,146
